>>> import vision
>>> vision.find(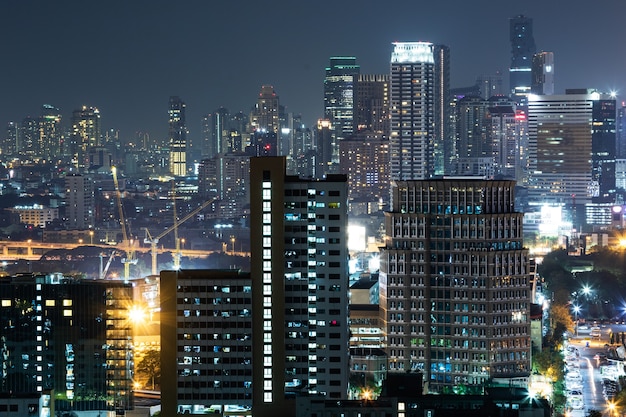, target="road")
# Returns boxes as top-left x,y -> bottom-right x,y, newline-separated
566,324 -> 624,416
